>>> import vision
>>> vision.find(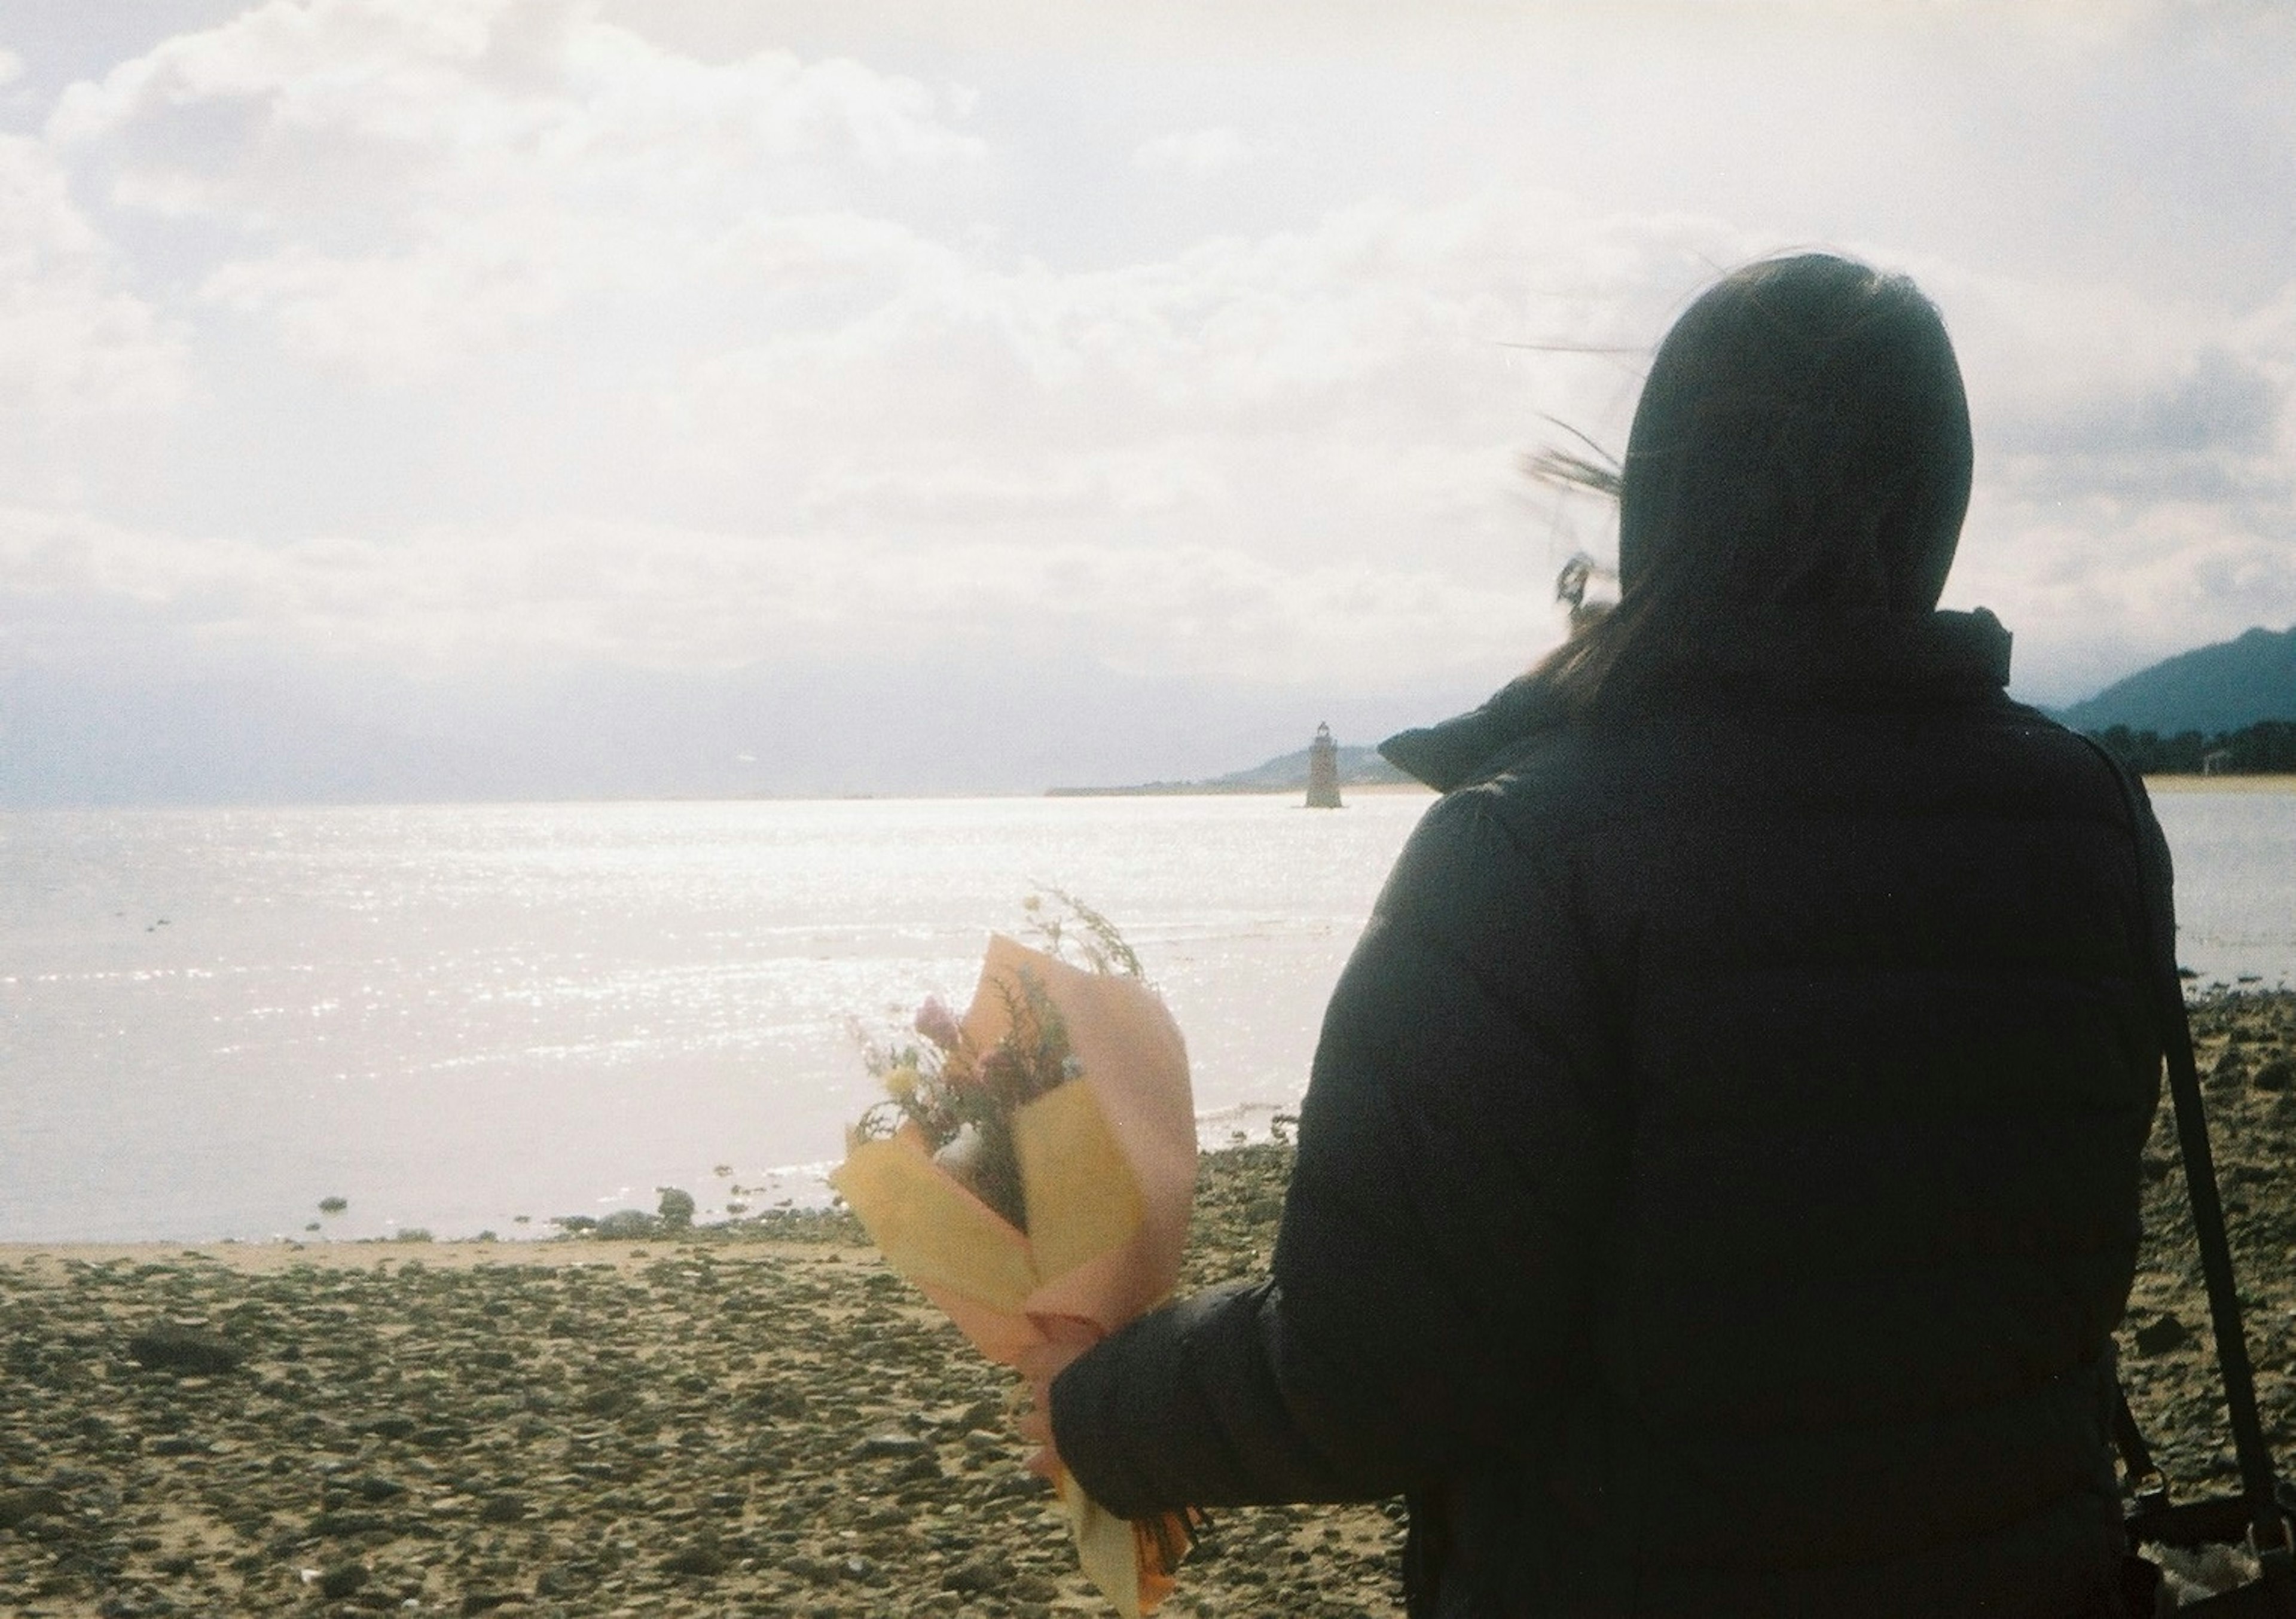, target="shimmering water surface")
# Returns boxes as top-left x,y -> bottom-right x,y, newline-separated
0,795 -> 1432,1242
2,788 -> 2289,1243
